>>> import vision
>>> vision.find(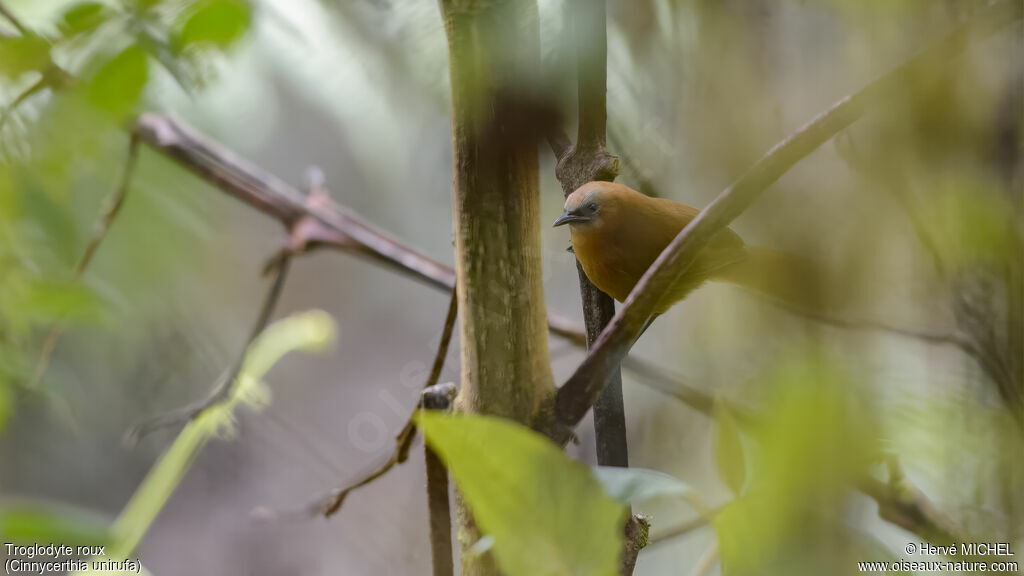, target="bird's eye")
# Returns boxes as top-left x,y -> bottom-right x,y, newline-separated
587,202 -> 598,212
